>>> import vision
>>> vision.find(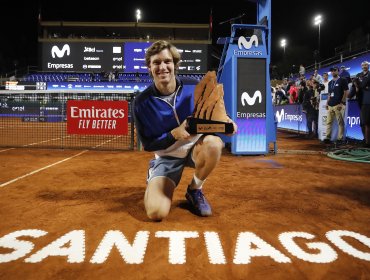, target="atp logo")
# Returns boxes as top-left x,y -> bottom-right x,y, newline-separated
275,109 -> 284,122
51,44 -> 71,58
241,91 -> 262,106
238,35 -> 258,50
